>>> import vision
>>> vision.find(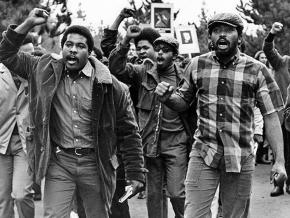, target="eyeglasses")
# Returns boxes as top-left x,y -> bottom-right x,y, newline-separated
154,45 -> 173,53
